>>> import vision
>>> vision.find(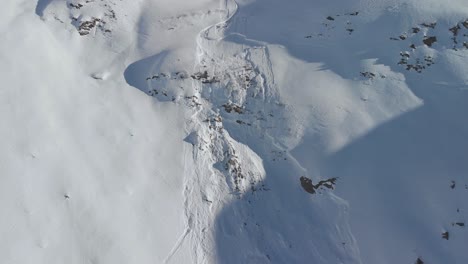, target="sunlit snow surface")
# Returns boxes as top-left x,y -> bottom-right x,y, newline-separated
1,0 -> 467,263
